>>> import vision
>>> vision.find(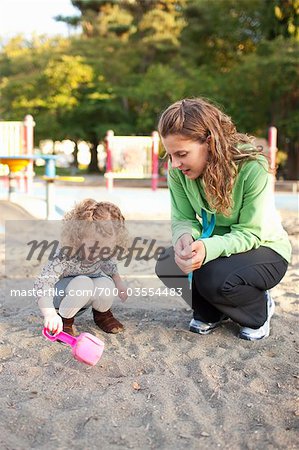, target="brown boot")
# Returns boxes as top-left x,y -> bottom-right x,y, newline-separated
60,316 -> 75,336
92,308 -> 124,334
